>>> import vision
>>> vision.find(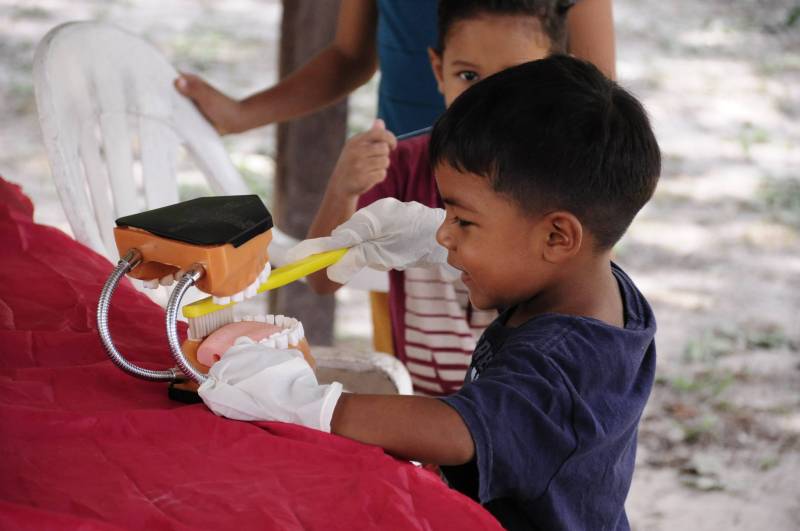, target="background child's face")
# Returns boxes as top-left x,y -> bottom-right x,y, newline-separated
435,163 -> 546,311
429,15 -> 552,107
